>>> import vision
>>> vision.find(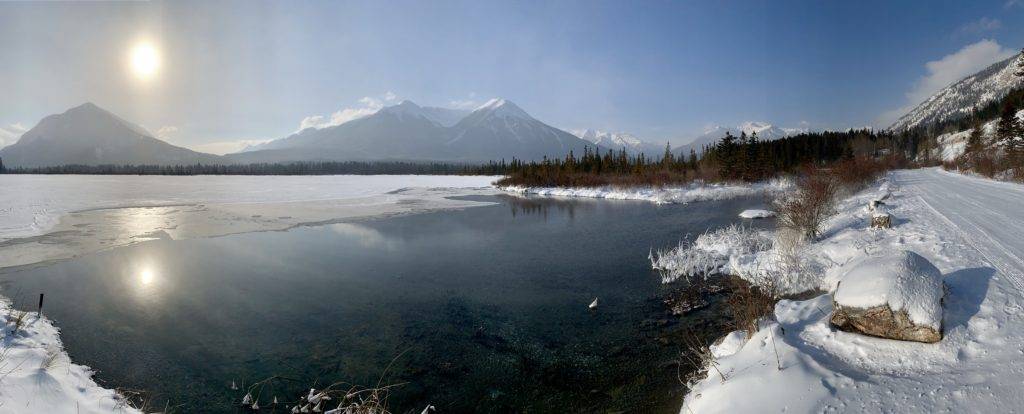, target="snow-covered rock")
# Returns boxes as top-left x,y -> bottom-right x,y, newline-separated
738,209 -> 774,219
831,250 -> 944,343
